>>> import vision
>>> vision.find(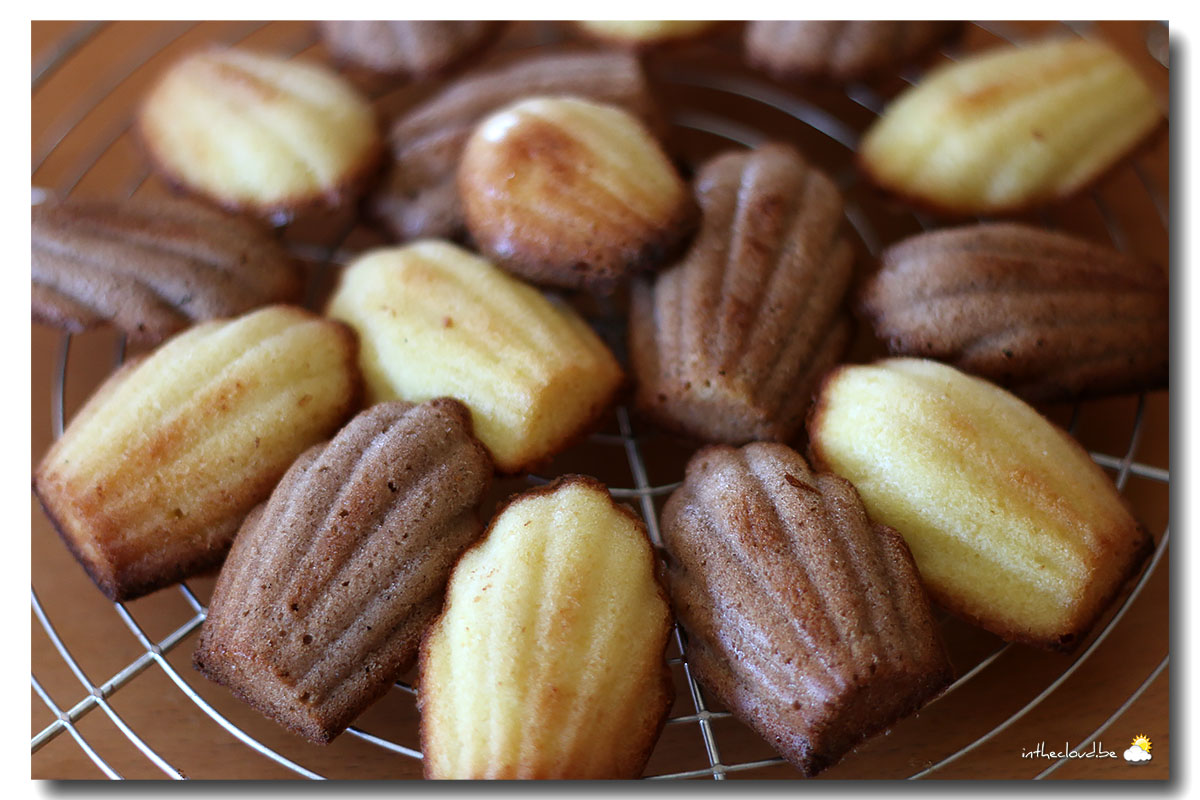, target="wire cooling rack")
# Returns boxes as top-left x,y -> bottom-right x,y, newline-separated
31,21 -> 1170,780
